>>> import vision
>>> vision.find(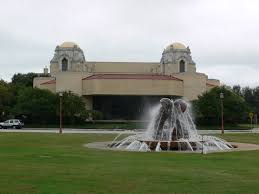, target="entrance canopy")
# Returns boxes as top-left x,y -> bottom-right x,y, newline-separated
82,74 -> 184,96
